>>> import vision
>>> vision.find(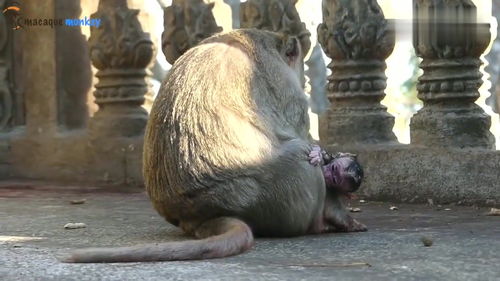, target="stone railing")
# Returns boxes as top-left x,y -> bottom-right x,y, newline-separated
0,0 -> 498,205
317,0 -> 499,205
